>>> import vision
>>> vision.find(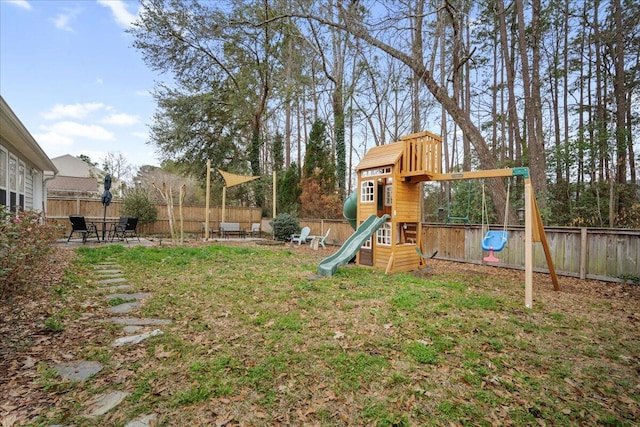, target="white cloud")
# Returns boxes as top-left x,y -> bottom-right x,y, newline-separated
6,0 -> 32,10
134,90 -> 151,97
102,113 -> 139,126
95,78 -> 104,85
42,102 -> 107,120
44,121 -> 114,140
33,132 -> 74,152
52,13 -> 74,31
97,0 -> 138,29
